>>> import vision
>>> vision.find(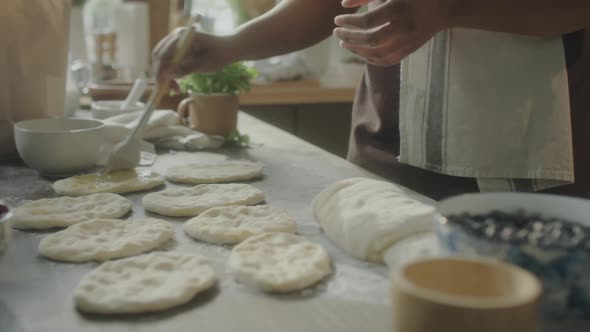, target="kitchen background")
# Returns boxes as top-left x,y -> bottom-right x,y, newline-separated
70,0 -> 366,158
